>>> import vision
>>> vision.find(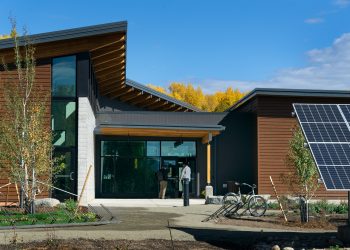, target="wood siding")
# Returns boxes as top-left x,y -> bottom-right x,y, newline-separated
256,96 -> 350,199
0,59 -> 51,202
